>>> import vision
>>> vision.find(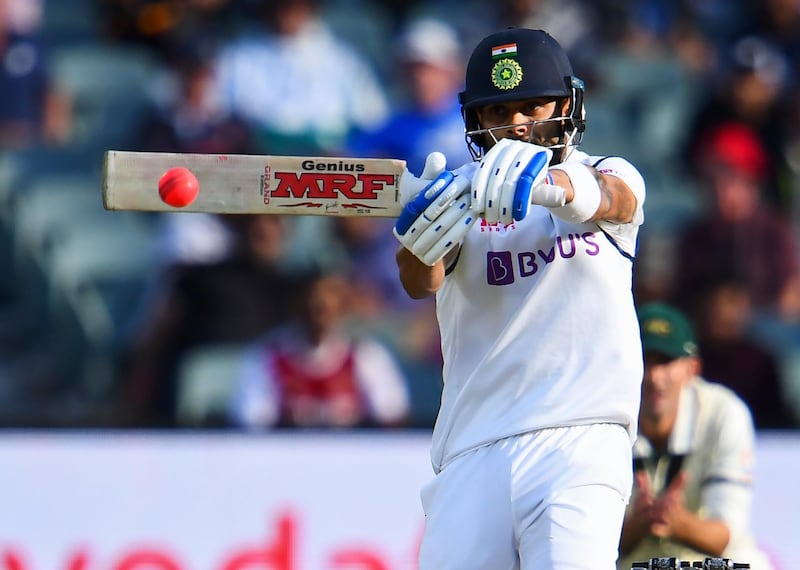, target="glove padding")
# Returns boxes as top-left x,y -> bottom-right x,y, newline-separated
394,170 -> 476,266
471,139 -> 559,225
398,151 -> 448,206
